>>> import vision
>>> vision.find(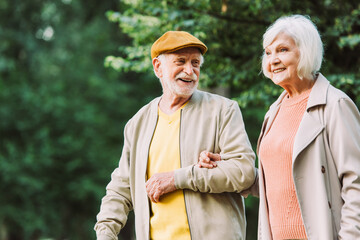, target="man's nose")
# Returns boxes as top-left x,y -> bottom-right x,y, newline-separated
183,62 -> 194,75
